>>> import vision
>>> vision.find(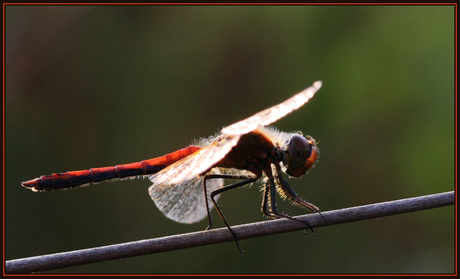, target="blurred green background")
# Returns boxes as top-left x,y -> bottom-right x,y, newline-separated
5,5 -> 455,274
